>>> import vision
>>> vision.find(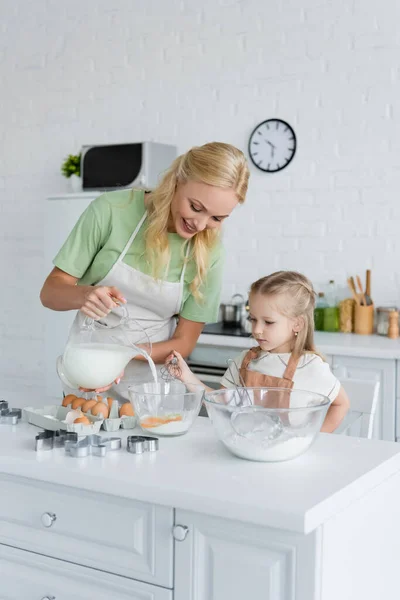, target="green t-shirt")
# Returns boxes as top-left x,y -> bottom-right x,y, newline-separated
53,189 -> 224,323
